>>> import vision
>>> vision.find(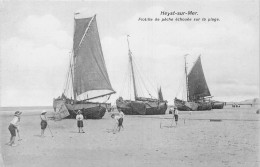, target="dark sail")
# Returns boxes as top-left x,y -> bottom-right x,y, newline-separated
53,14 -> 115,120
73,15 -> 114,97
188,56 -> 211,101
158,87 -> 164,101
73,17 -> 92,52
